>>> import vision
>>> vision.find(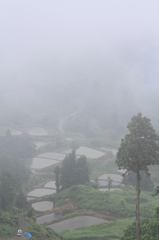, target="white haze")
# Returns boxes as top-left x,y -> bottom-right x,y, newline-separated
1,0 -> 159,125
